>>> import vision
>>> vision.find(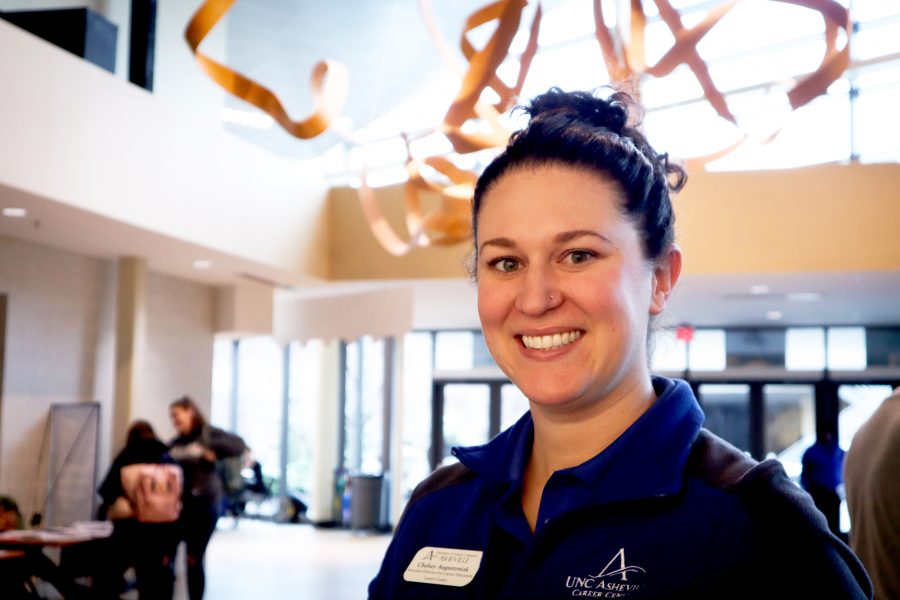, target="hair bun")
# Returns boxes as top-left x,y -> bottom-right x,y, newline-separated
527,88 -> 629,134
